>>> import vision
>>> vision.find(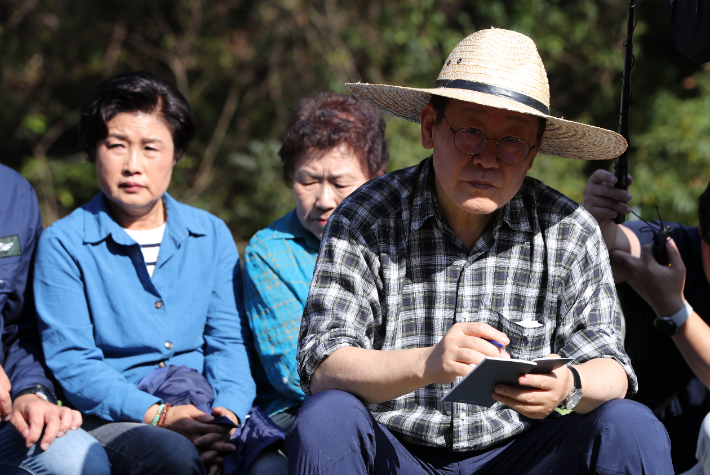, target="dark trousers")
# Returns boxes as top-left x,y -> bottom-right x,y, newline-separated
288,390 -> 674,475
83,415 -> 205,475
